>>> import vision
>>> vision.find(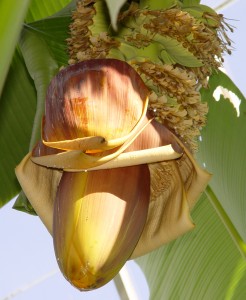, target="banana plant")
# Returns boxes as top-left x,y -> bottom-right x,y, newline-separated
0,0 -> 246,298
